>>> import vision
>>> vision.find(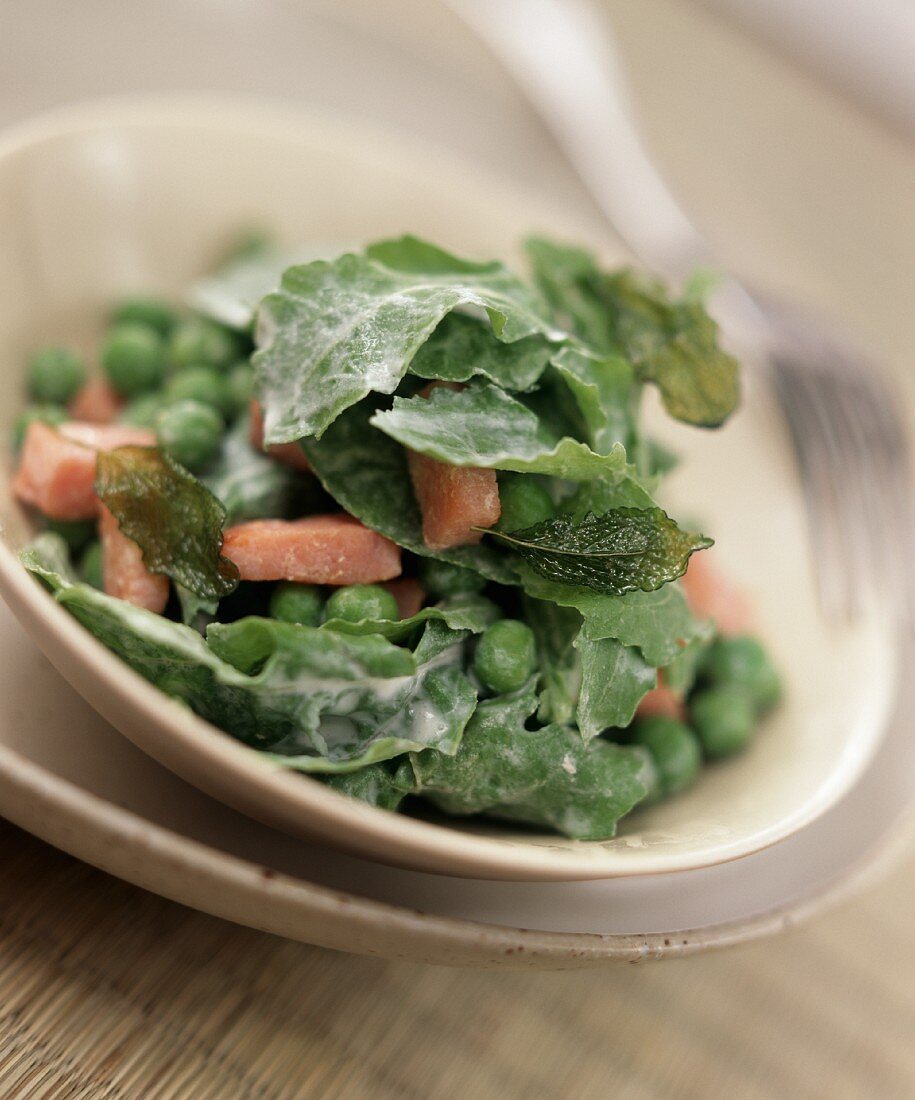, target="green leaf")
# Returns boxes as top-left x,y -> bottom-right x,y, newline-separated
95,446 -> 239,601
612,271 -> 739,428
19,532 -> 77,586
176,585 -> 219,630
301,399 -> 517,584
202,415 -> 308,525
548,345 -> 637,454
662,622 -> 716,695
526,238 -> 739,427
525,237 -> 620,352
523,596 -> 583,725
407,312 -> 551,392
322,764 -> 409,811
253,236 -> 562,444
20,540 -> 478,770
402,685 -> 655,839
191,242 -> 337,330
237,618 -> 479,773
575,636 -> 657,738
322,591 -> 500,641
518,566 -> 705,667
483,507 -> 712,596
371,380 -> 629,481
